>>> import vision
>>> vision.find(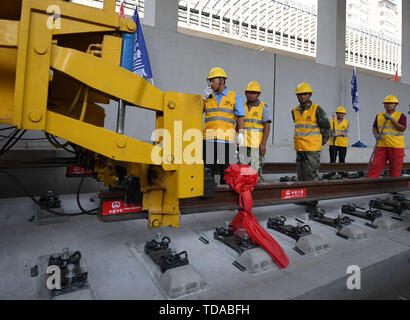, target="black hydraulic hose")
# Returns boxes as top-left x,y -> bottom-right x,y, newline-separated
0,129 -> 20,151
0,169 -> 90,217
0,126 -> 16,131
0,134 -> 48,141
0,130 -> 26,156
76,176 -> 98,215
45,132 -> 77,154
0,129 -> 18,142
